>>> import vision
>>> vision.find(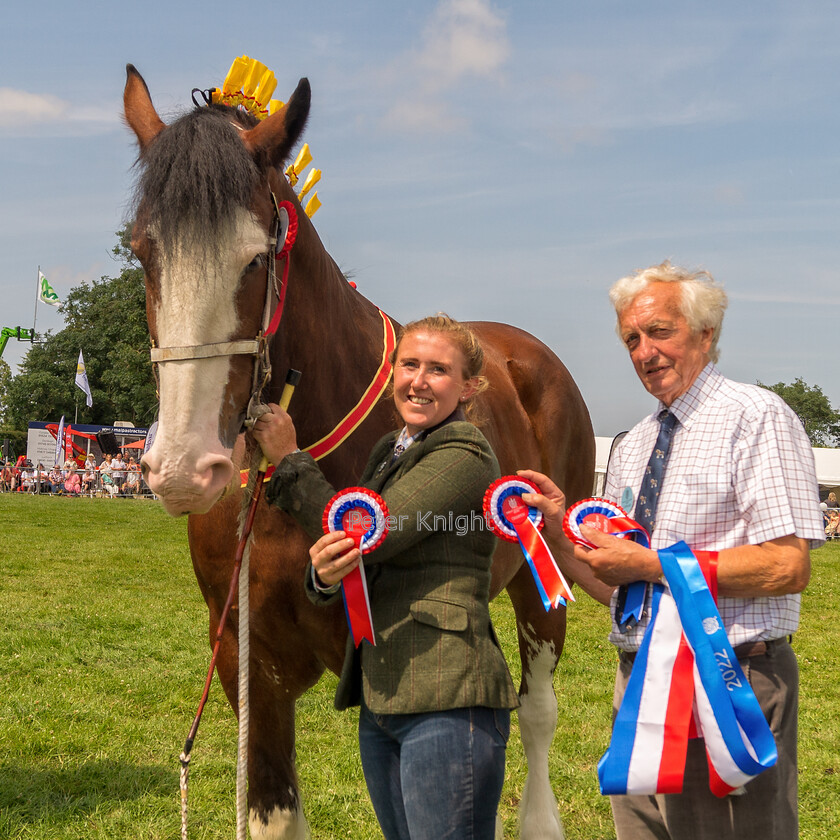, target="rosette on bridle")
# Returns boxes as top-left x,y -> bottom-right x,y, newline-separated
323,487 -> 389,647
483,476 -> 574,611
